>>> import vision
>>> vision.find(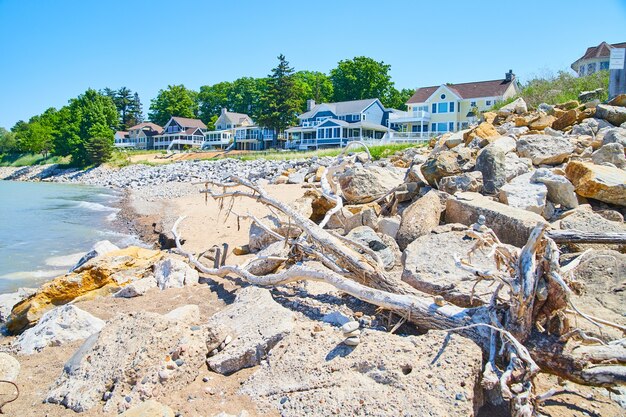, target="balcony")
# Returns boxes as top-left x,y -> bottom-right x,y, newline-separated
388,110 -> 431,124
